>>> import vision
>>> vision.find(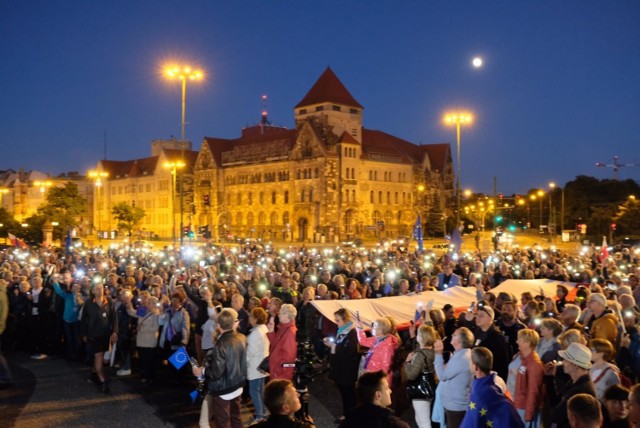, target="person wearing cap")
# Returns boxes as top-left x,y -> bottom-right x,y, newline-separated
584,293 -> 618,344
472,304 -> 510,380
544,342 -> 596,428
602,384 -> 631,428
